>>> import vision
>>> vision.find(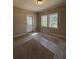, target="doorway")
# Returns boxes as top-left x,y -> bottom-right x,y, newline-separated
26,16 -> 33,32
